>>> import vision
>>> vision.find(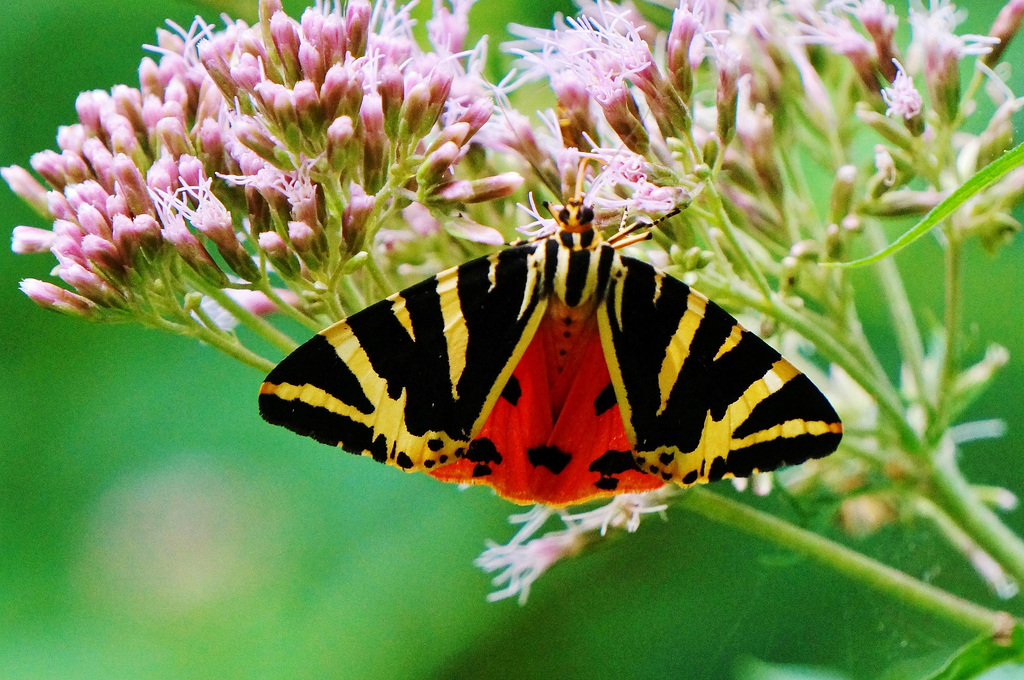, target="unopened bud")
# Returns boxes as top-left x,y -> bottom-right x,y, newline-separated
829,165 -> 858,224
2,166 -> 50,216
418,141 -> 460,187
258,230 -> 300,277
433,172 -> 523,204
982,0 -> 1024,68
20,278 -> 97,317
269,11 -> 302,83
345,1 -> 371,58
